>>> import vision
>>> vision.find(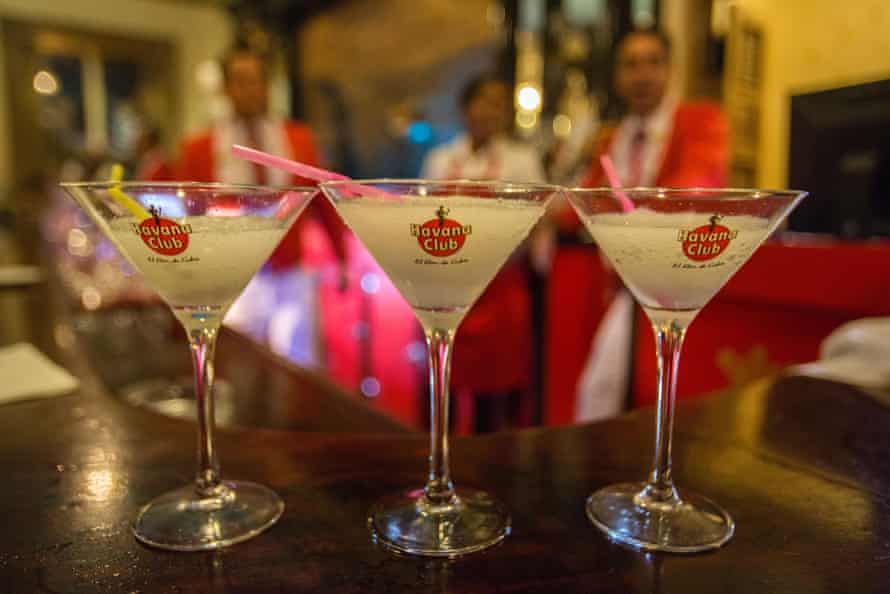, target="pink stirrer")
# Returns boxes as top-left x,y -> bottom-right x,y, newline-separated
231,144 -> 389,197
599,155 -> 635,212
